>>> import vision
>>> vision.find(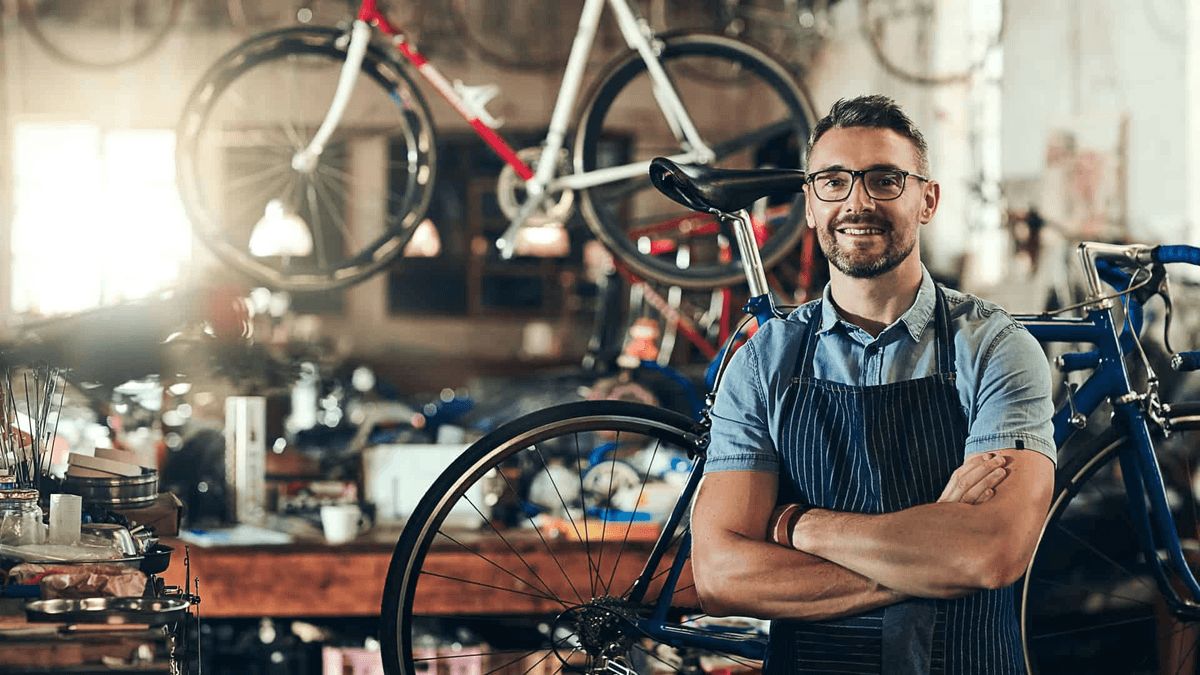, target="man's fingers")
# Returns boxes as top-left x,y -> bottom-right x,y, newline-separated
959,466 -> 1007,504
938,452 -> 993,501
939,452 -> 1009,503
